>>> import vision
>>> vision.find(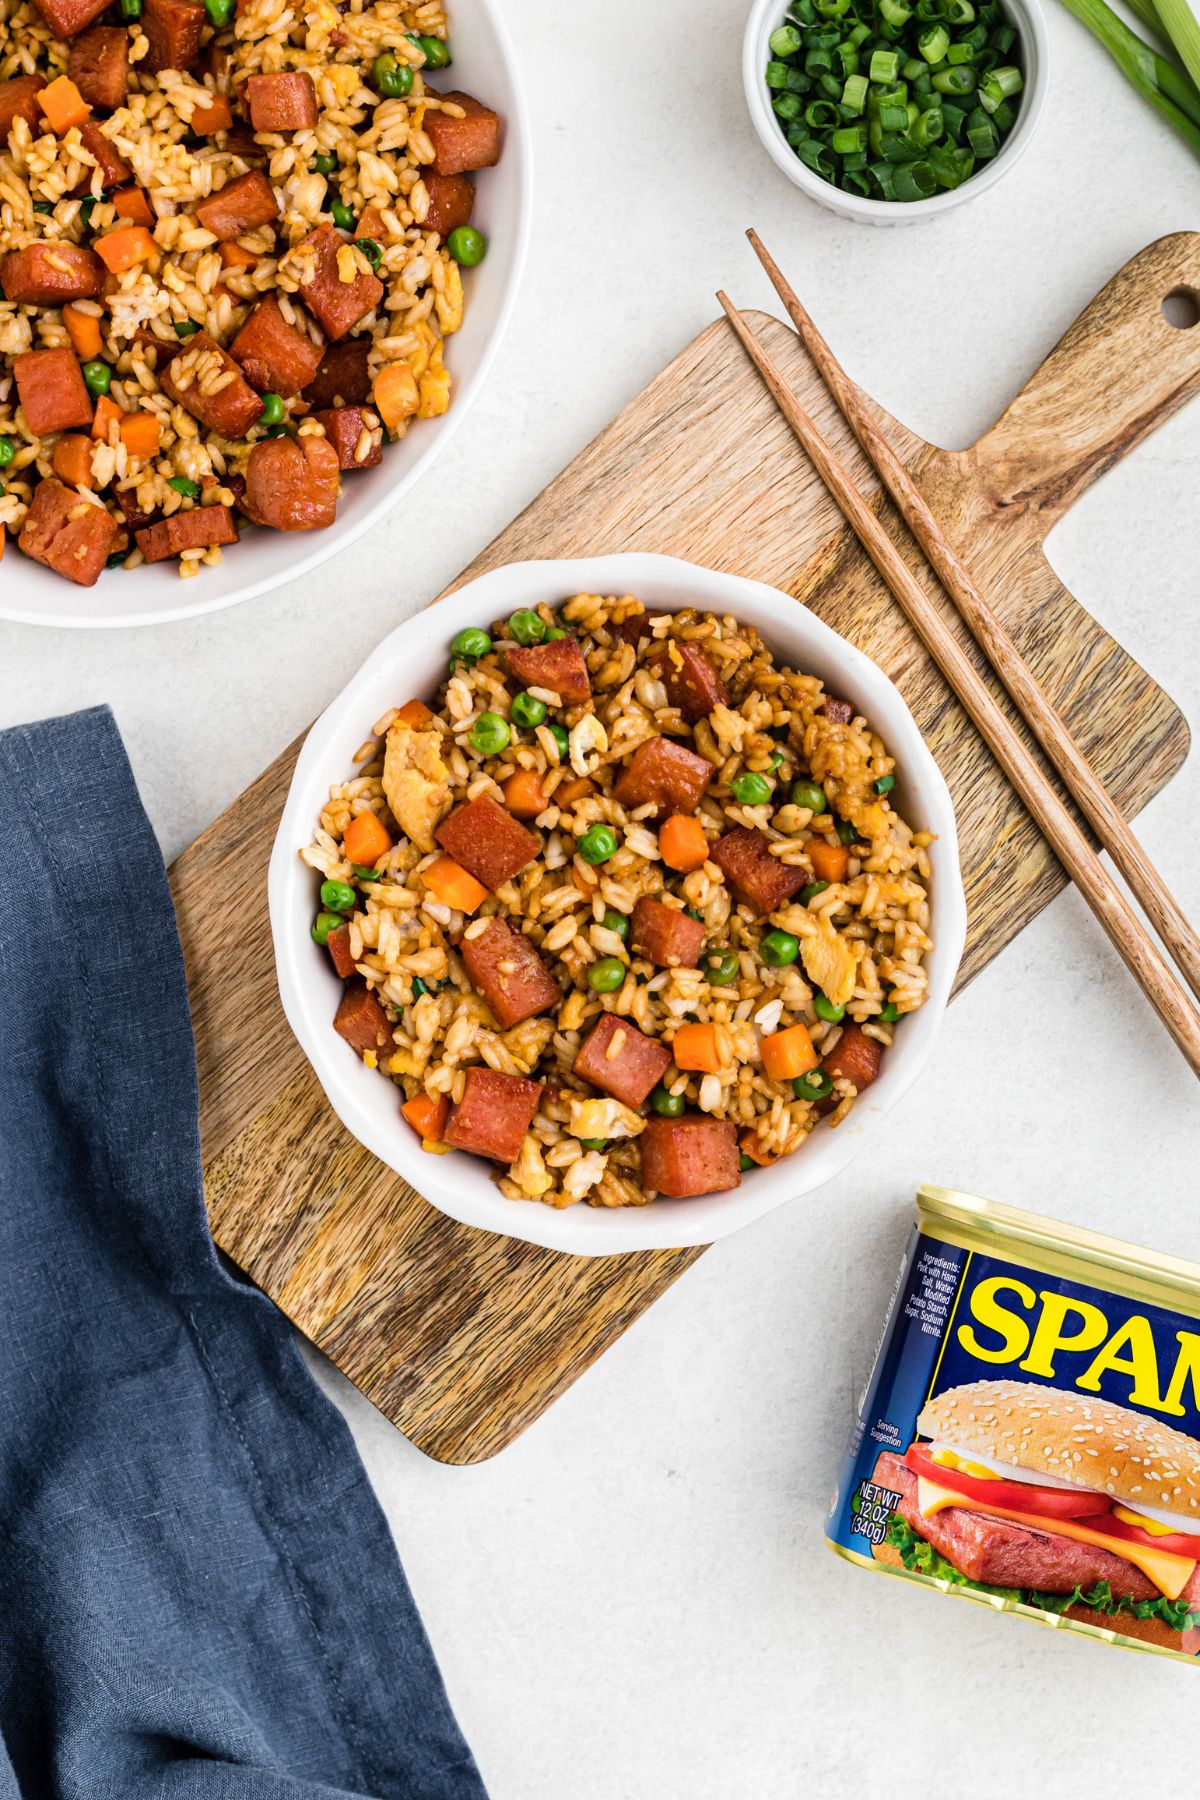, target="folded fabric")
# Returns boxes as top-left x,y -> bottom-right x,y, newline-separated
0,708 -> 487,1800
